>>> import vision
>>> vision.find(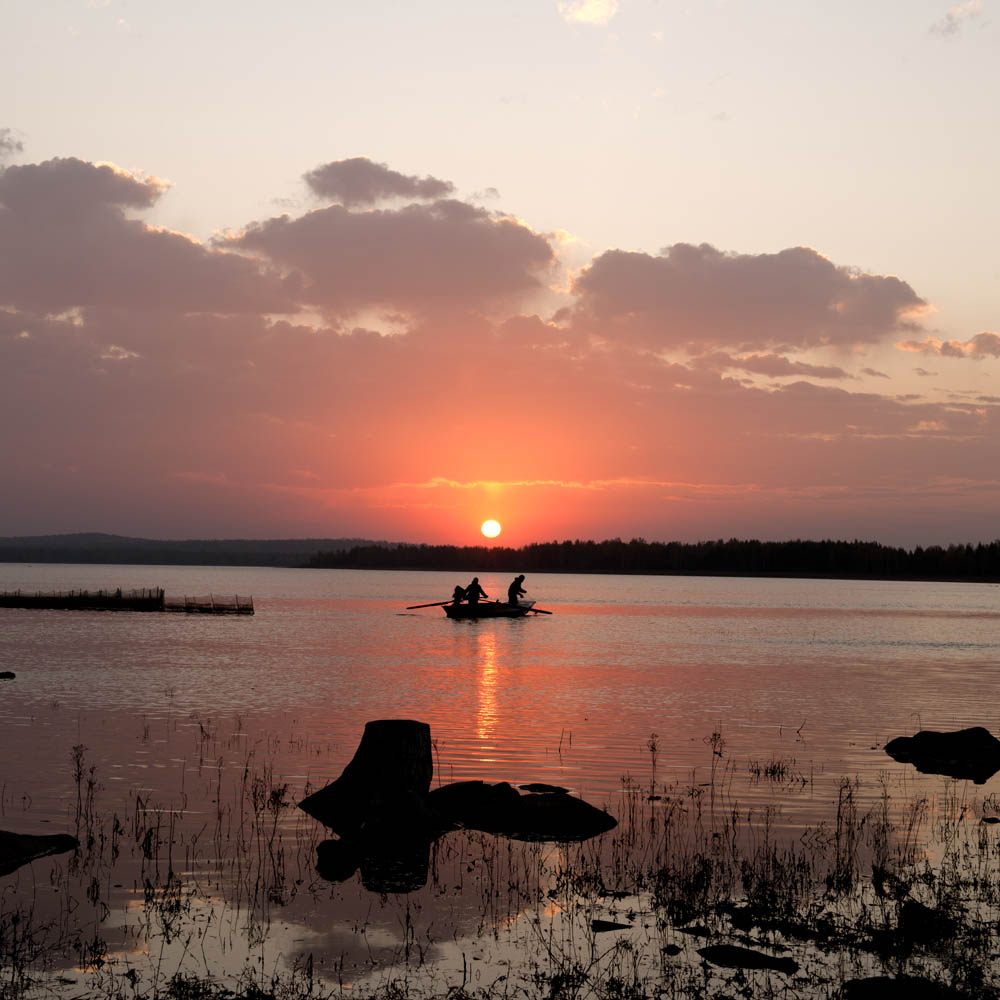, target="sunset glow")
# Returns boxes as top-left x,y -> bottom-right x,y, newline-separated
481,520 -> 502,539
2,3 -> 999,546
